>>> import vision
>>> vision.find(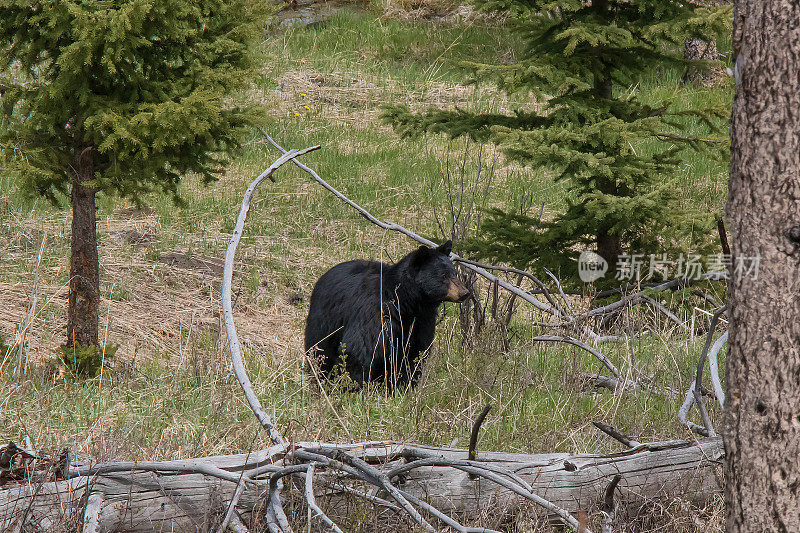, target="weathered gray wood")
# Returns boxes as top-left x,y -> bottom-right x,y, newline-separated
400,439 -> 722,515
82,491 -> 103,533
0,439 -> 723,532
